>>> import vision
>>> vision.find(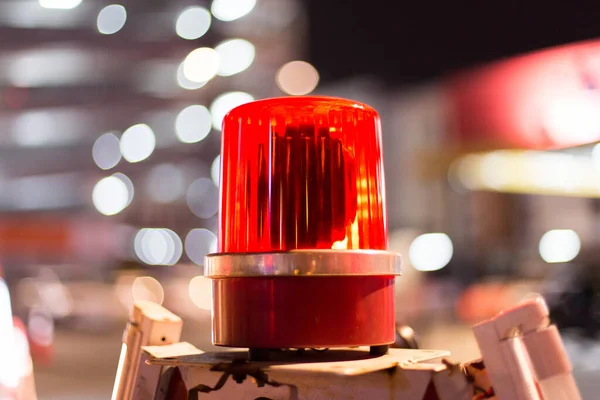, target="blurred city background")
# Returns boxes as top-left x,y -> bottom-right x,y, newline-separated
0,0 -> 600,398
